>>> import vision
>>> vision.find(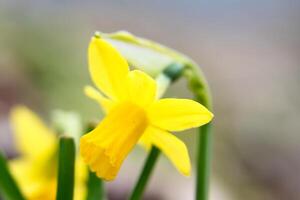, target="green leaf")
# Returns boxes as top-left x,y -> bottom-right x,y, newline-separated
56,136 -> 75,200
0,151 -> 25,200
86,171 -> 105,200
